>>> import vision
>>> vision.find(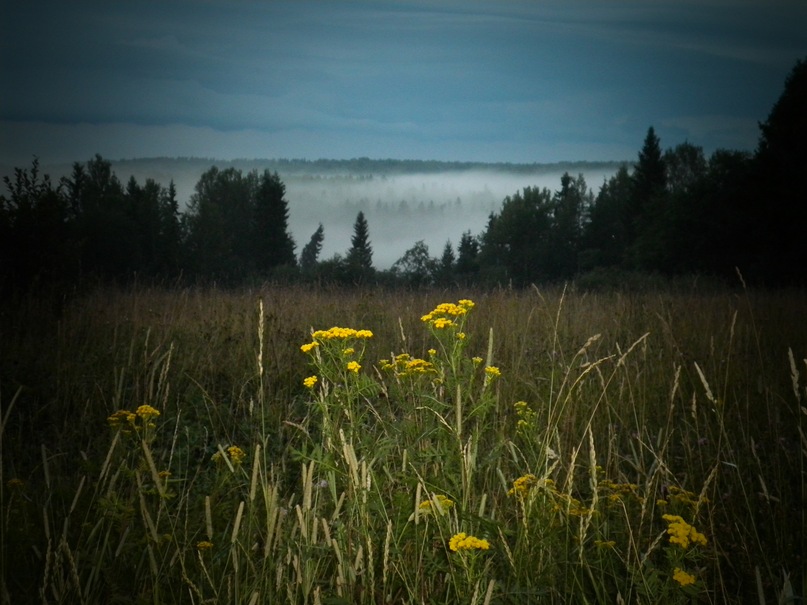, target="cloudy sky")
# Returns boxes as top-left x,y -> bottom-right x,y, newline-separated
1,0 -> 805,166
